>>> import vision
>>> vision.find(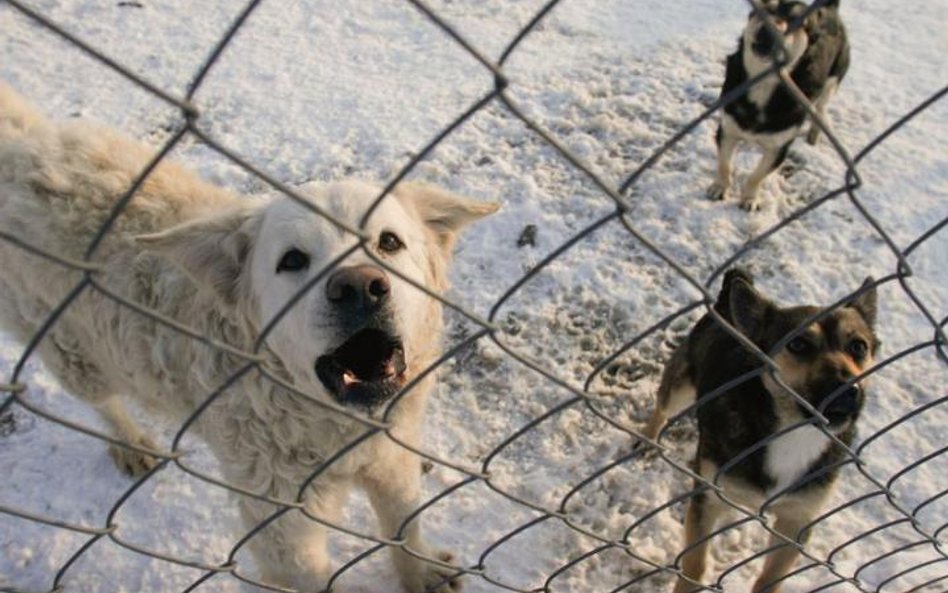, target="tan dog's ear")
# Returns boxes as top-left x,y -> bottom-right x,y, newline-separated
395,182 -> 499,253
136,207 -> 260,306
846,277 -> 877,328
715,267 -> 755,320
728,276 -> 773,340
